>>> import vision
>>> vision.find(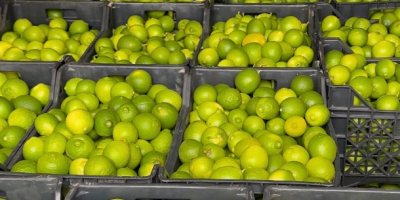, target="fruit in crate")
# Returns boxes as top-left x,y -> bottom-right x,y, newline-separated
171,69 -> 336,182
321,7 -> 400,58
11,69 -> 182,177
325,48 -> 400,110
0,71 -> 51,164
197,12 -> 314,68
91,12 -> 202,65
0,11 -> 98,62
